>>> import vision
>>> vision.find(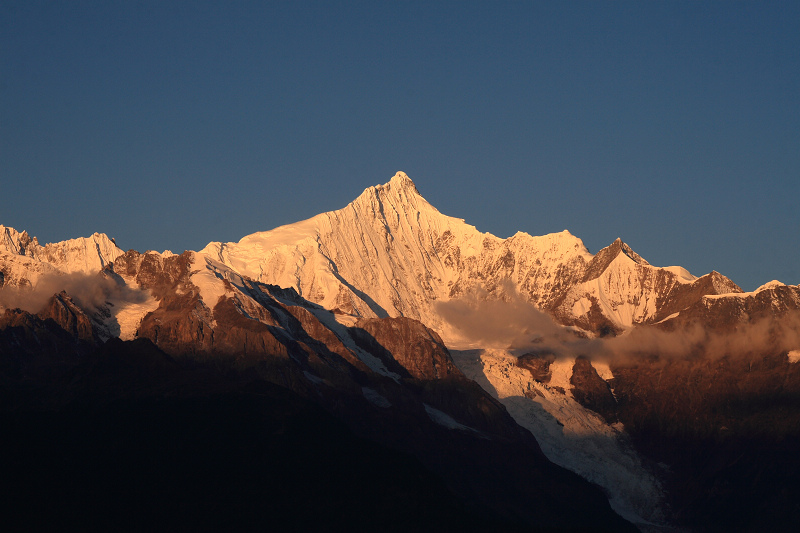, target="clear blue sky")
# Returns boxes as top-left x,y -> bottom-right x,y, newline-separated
2,1 -> 798,291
